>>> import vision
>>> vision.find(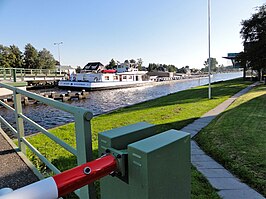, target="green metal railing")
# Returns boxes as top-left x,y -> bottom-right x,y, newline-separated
0,68 -> 64,82
0,83 -> 95,199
